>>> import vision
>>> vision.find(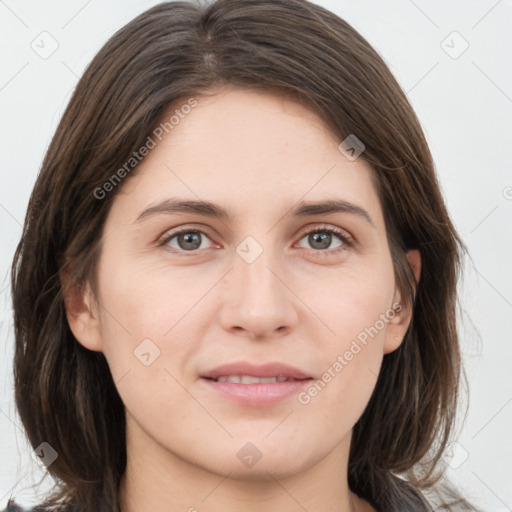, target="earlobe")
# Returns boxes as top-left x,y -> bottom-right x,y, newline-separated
383,301 -> 408,354
60,269 -> 104,352
383,249 -> 421,354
